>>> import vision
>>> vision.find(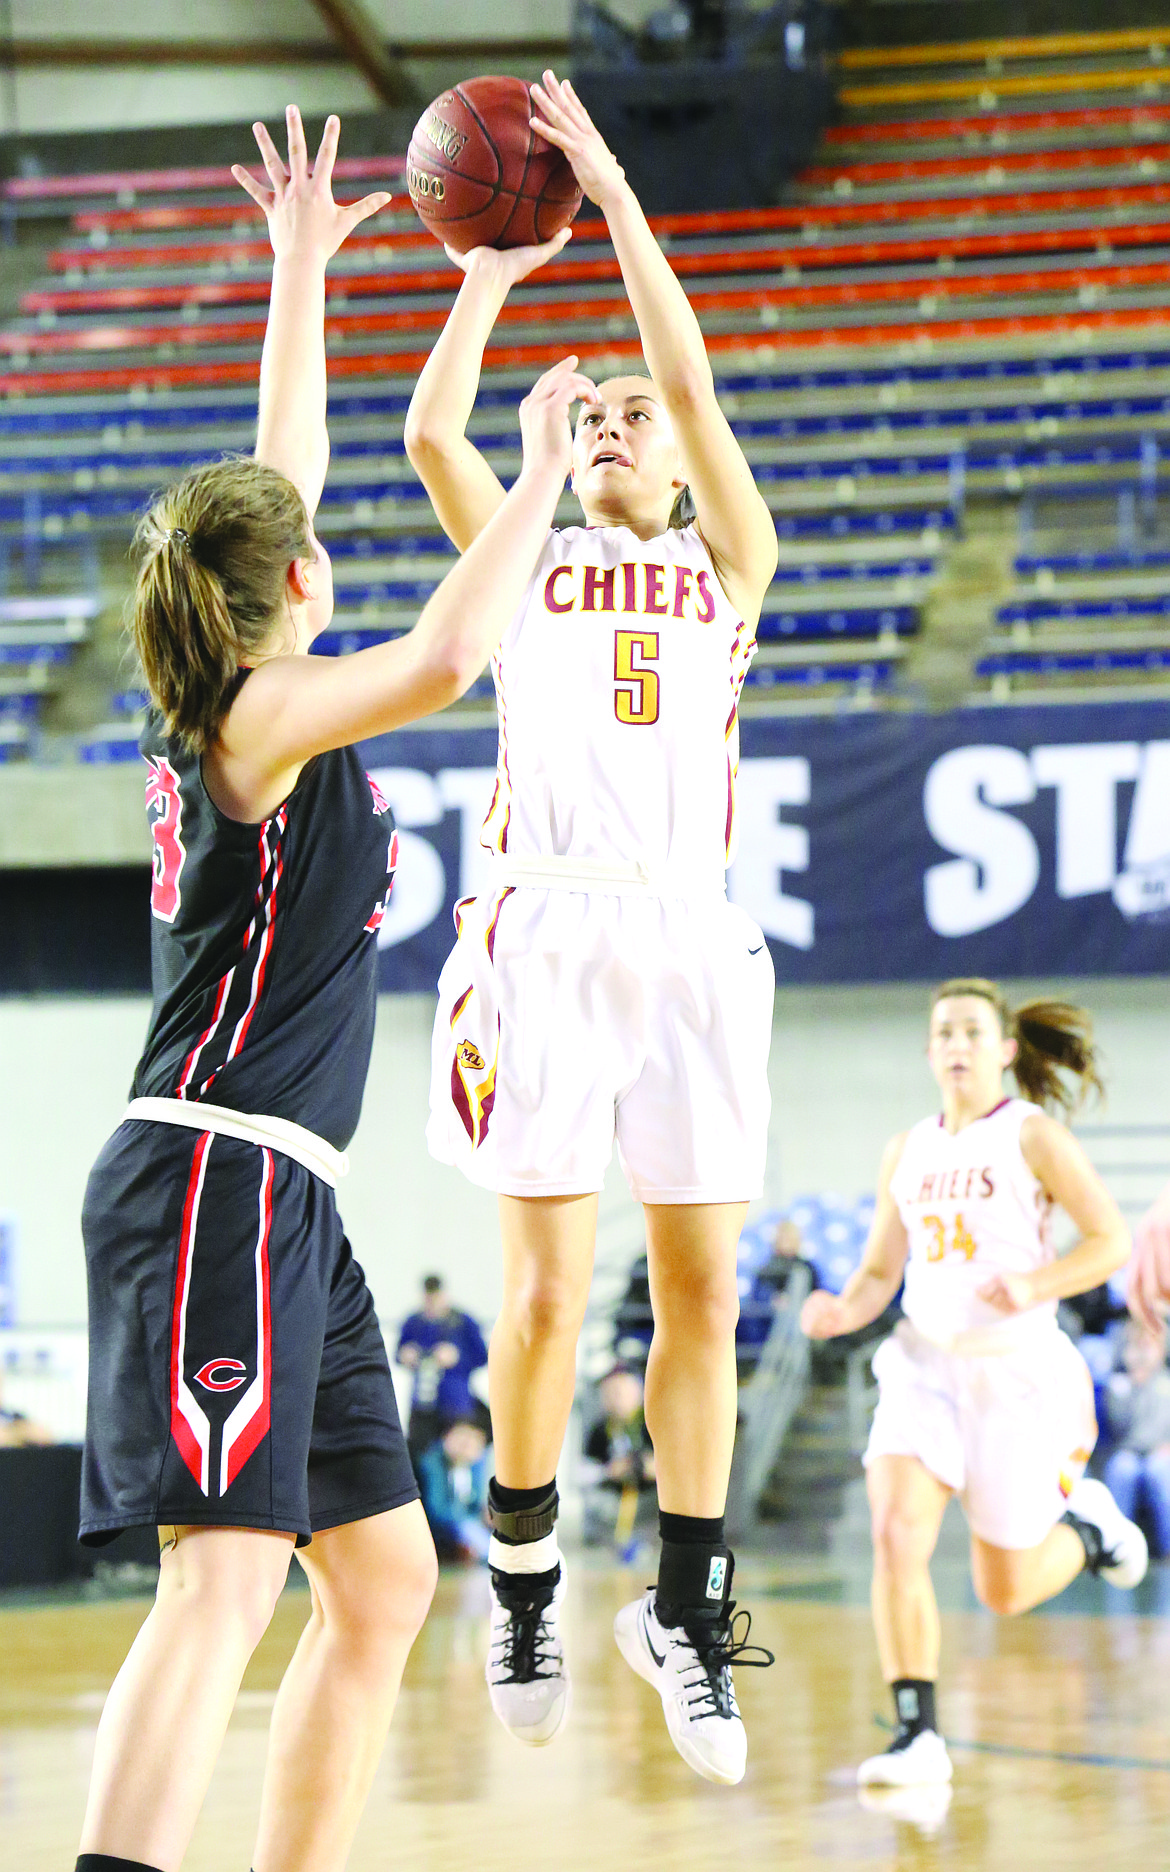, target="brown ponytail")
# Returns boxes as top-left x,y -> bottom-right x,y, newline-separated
930,977 -> 1104,1118
131,456 -> 313,753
